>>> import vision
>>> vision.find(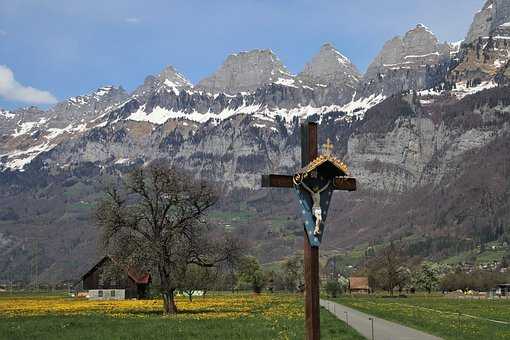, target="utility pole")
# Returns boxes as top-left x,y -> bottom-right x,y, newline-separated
32,239 -> 38,292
